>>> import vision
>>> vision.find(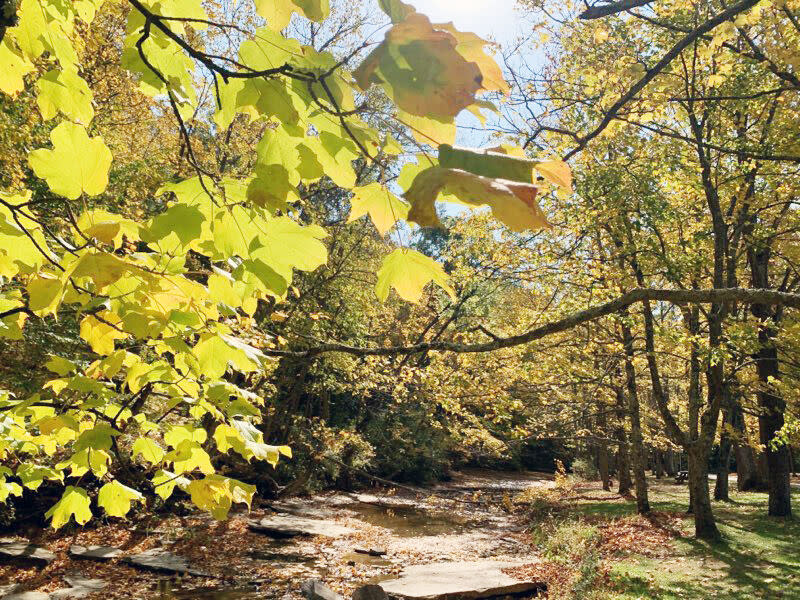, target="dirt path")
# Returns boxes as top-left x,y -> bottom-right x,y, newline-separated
0,470 -> 551,599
